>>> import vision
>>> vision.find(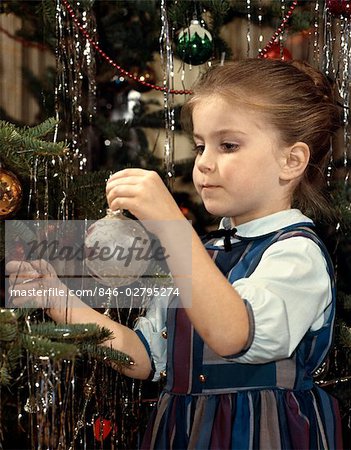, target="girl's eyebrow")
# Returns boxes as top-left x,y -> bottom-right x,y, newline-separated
193,129 -> 248,139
